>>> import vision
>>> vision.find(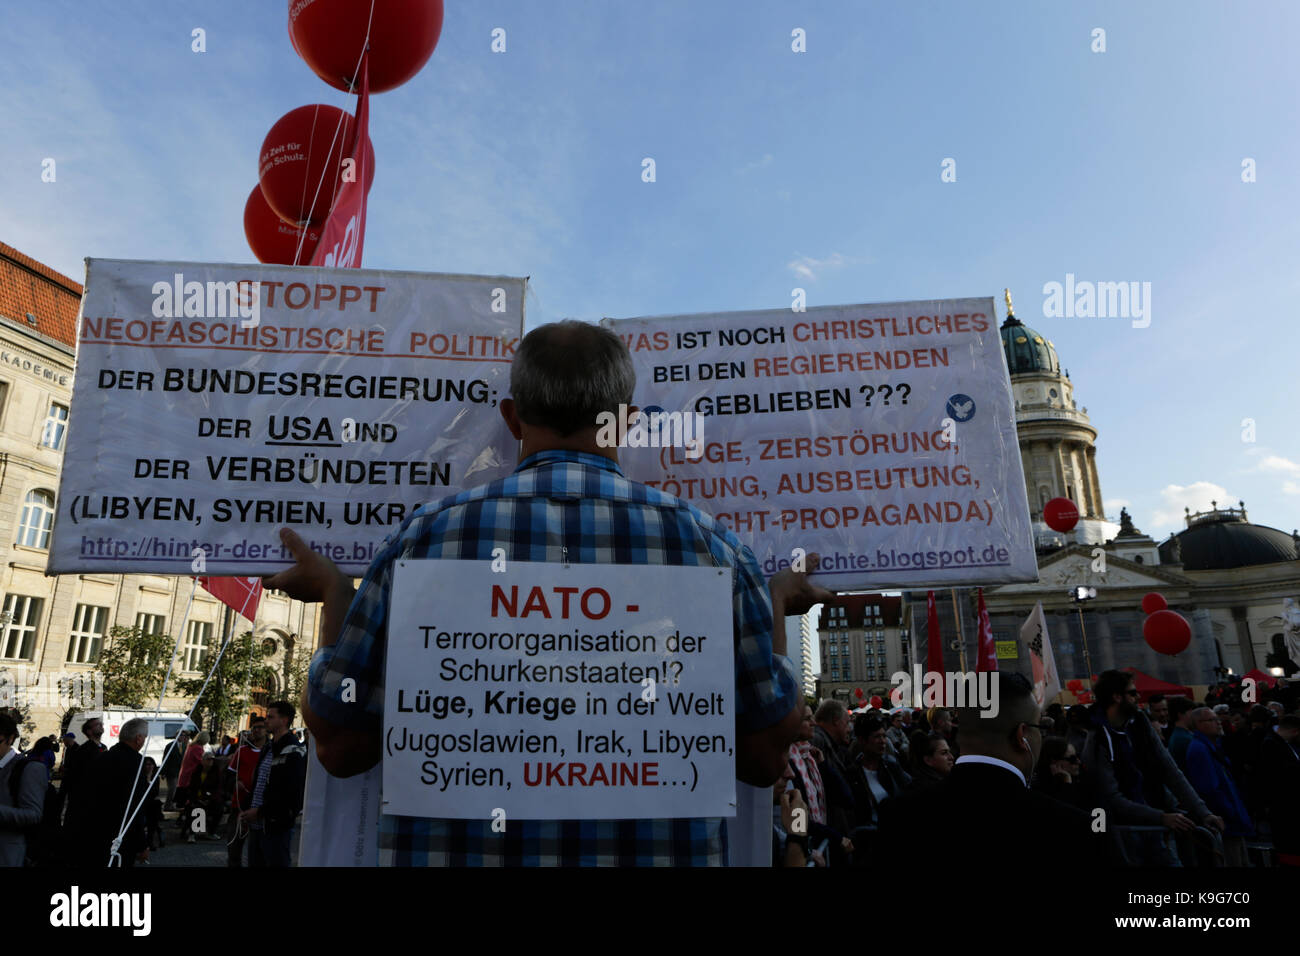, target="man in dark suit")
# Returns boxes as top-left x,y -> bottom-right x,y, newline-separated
86,717 -> 151,867
874,671 -> 1109,869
